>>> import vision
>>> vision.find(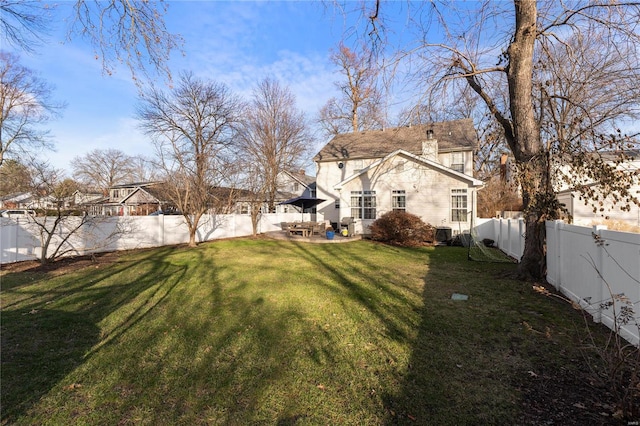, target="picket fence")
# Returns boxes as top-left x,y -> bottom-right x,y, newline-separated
0,212 -> 309,265
475,218 -> 640,346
